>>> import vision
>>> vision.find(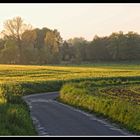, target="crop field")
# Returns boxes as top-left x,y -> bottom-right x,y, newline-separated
0,63 -> 140,135
1,64 -> 140,83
